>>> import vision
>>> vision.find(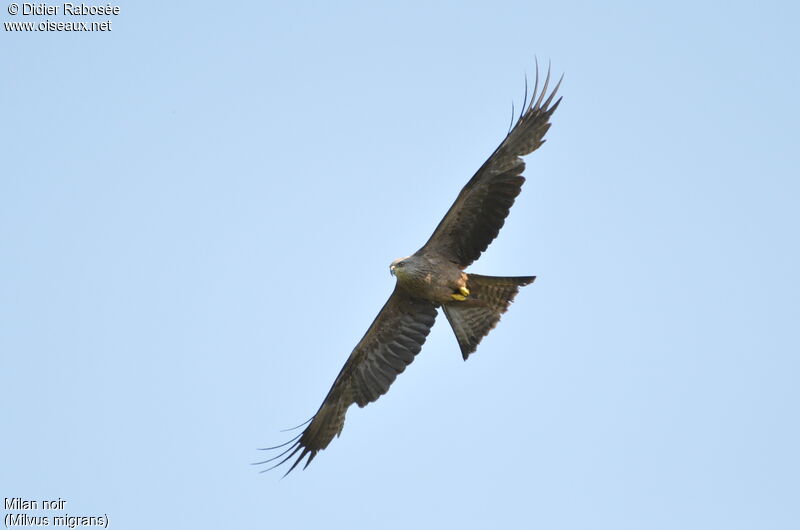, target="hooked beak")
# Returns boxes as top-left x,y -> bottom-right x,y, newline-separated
389,264 -> 396,276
